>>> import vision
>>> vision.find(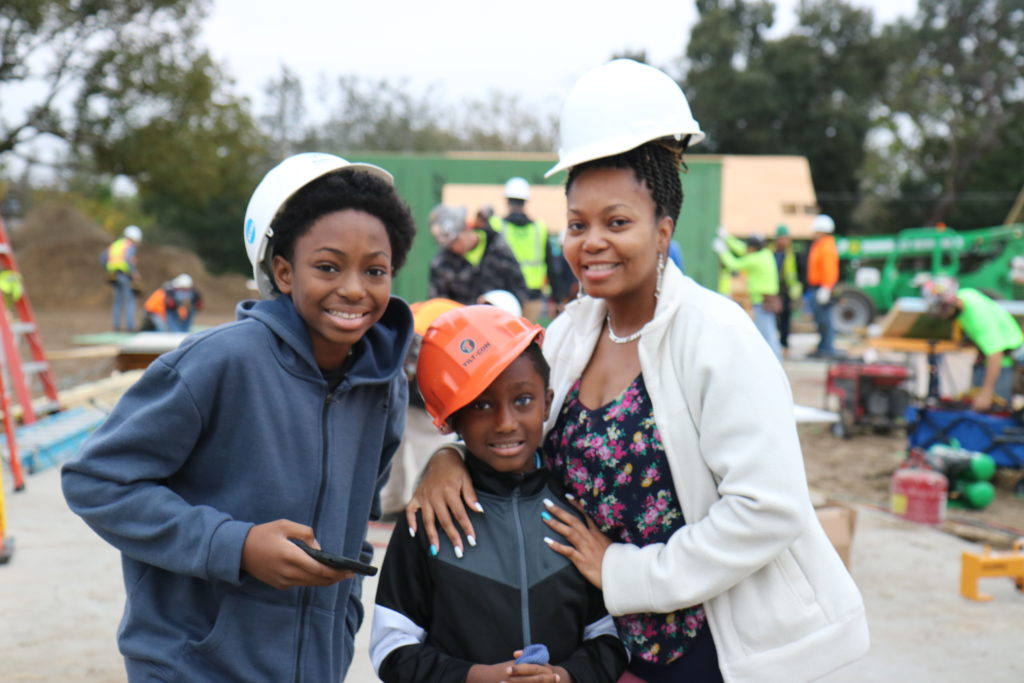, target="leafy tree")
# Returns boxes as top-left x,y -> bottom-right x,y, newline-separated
308,75 -> 555,153
260,65 -> 307,161
685,0 -> 887,231
867,0 -> 1024,229
1,1 -> 272,275
1,0 -> 206,159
